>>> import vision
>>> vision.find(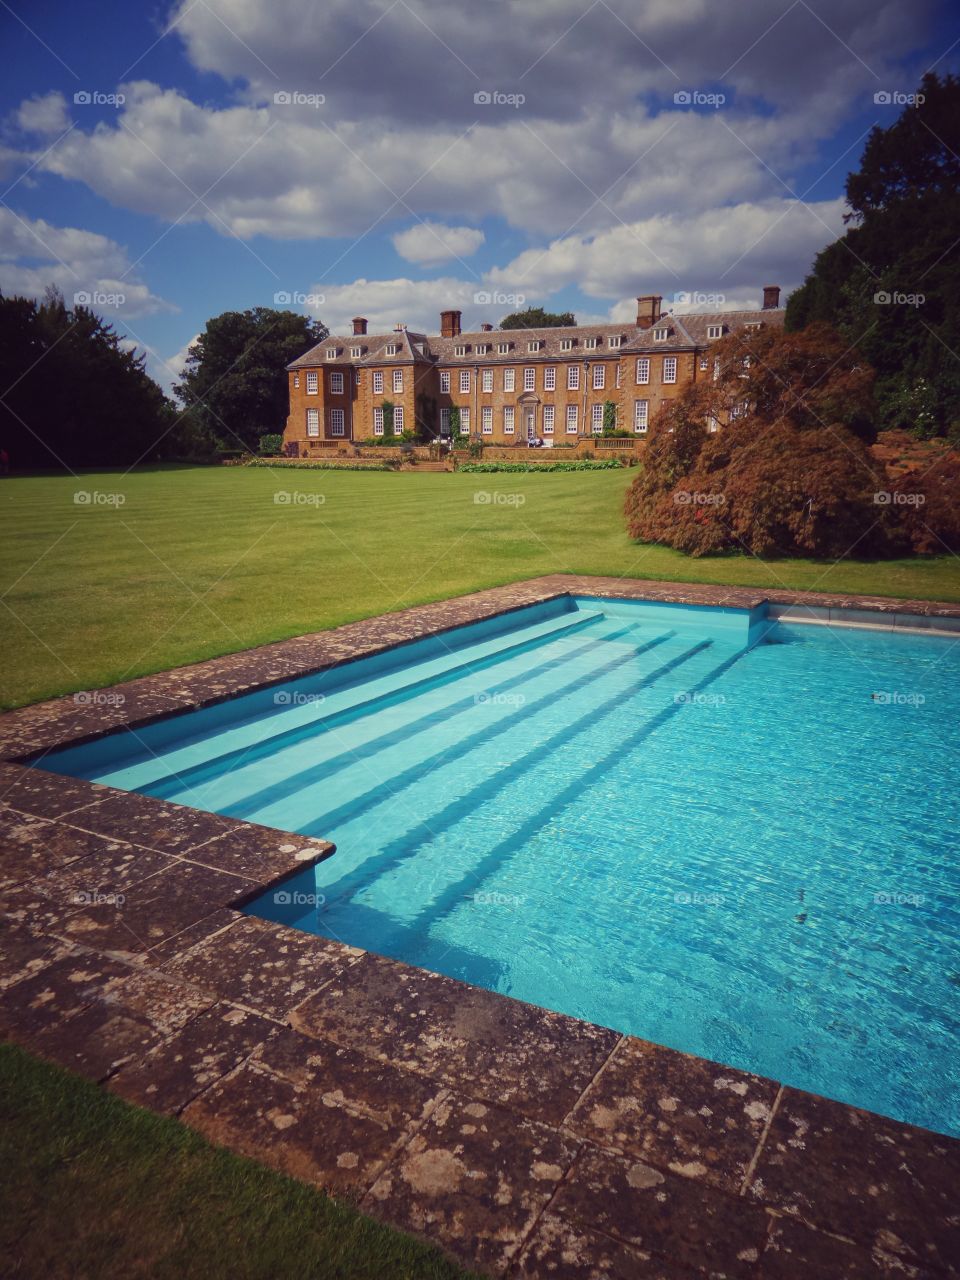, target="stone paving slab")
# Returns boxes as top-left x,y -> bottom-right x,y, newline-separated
2,576 -> 960,1278
290,950 -> 621,1125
